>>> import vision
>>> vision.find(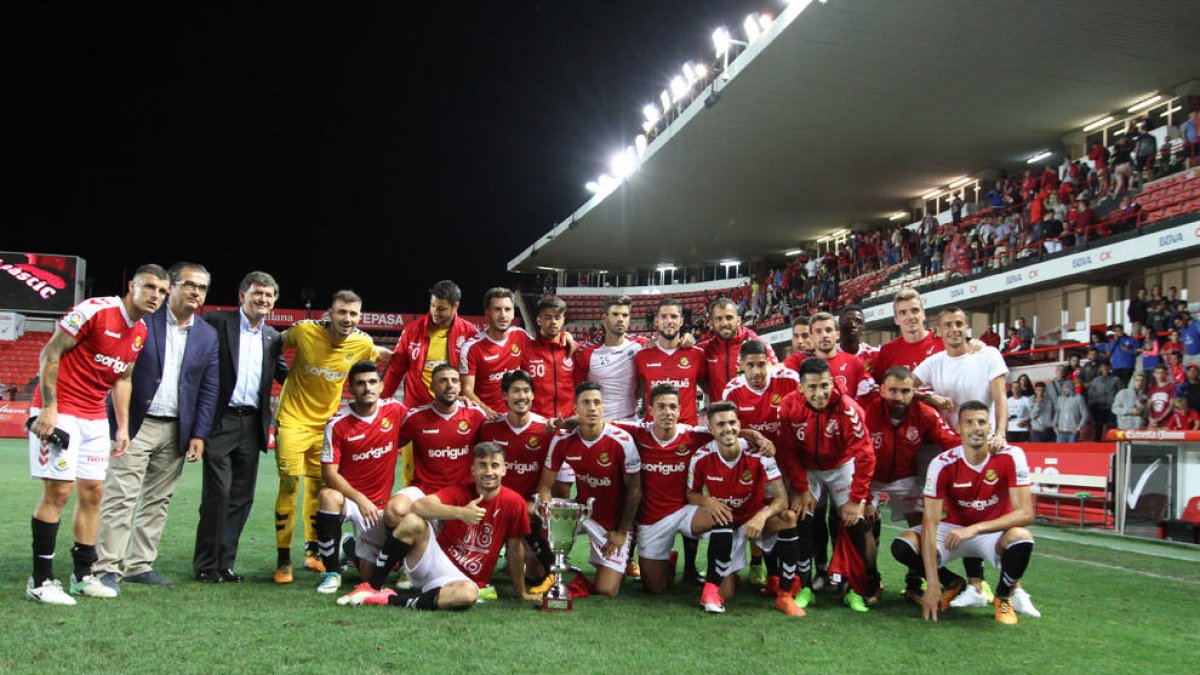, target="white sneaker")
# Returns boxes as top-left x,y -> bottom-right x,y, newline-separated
1010,588 -> 1042,617
316,572 -> 342,594
26,578 -> 77,606
70,574 -> 118,599
949,583 -> 989,608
